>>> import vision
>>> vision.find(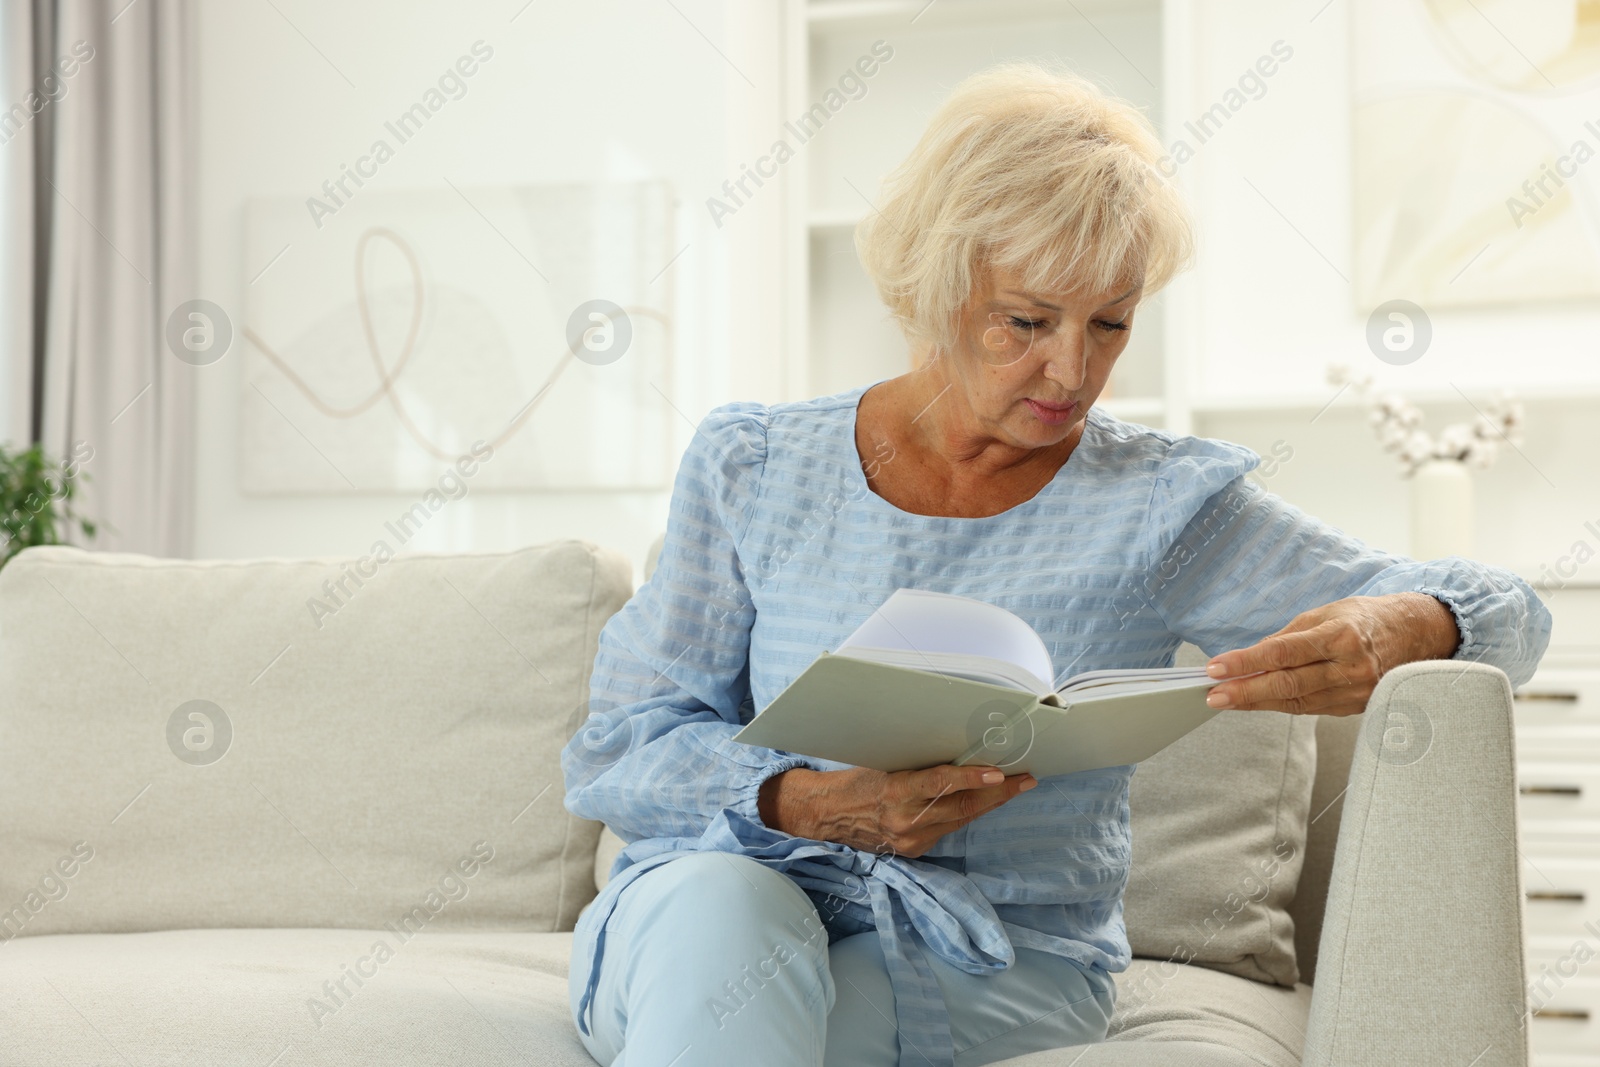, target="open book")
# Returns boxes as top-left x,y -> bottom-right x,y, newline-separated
733,588 -> 1244,778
